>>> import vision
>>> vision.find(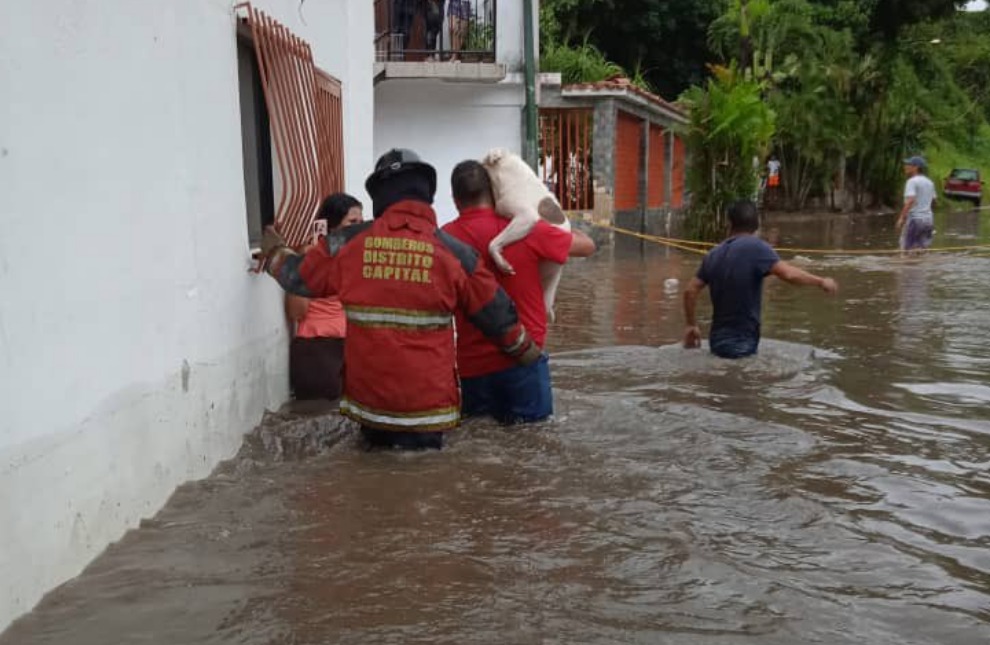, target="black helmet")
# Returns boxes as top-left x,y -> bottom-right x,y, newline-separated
365,148 -> 437,198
